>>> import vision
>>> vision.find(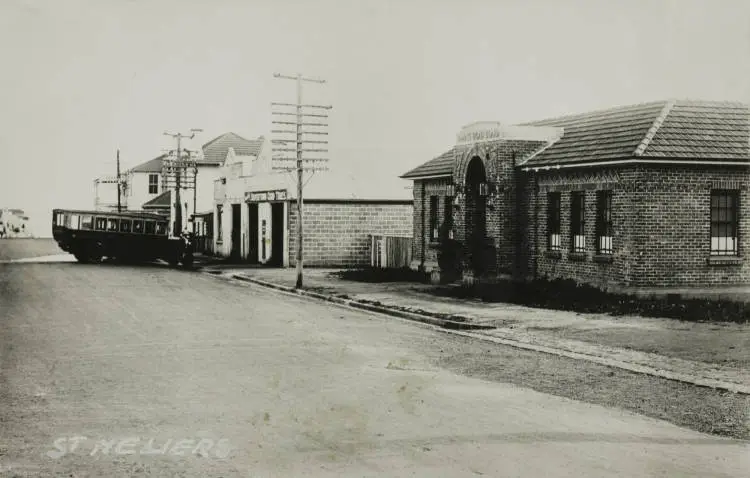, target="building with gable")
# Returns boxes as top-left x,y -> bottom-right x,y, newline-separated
401,100 -> 750,295
92,132 -> 265,236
